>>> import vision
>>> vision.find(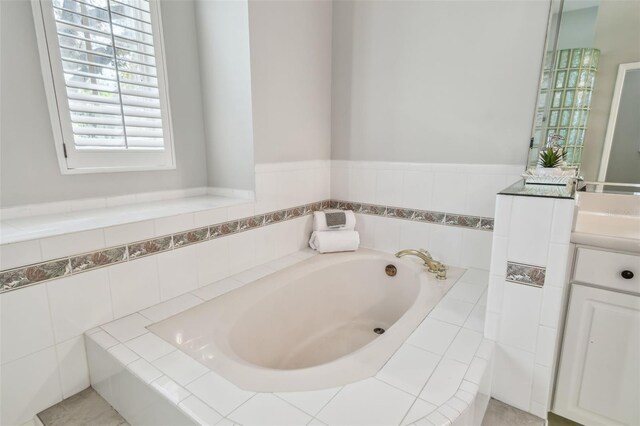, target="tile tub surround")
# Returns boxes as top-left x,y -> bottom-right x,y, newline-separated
0,200 -> 330,294
330,161 -> 524,219
0,160 -> 332,288
0,197 -> 497,293
485,193 -> 576,418
87,263 -> 494,426
330,161 -> 523,270
0,161 -> 331,426
0,160 -> 516,291
0,186 -> 213,220
330,200 -> 495,231
0,159 -> 510,424
0,160 -> 330,245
